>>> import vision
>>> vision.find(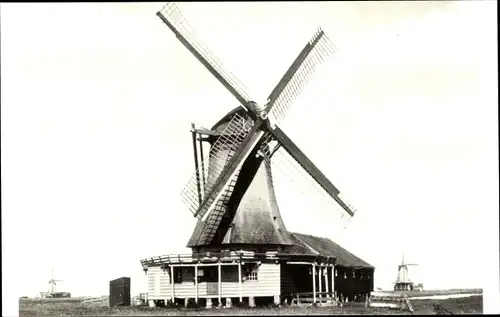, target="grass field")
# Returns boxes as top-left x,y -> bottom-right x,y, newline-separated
20,295 -> 482,316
